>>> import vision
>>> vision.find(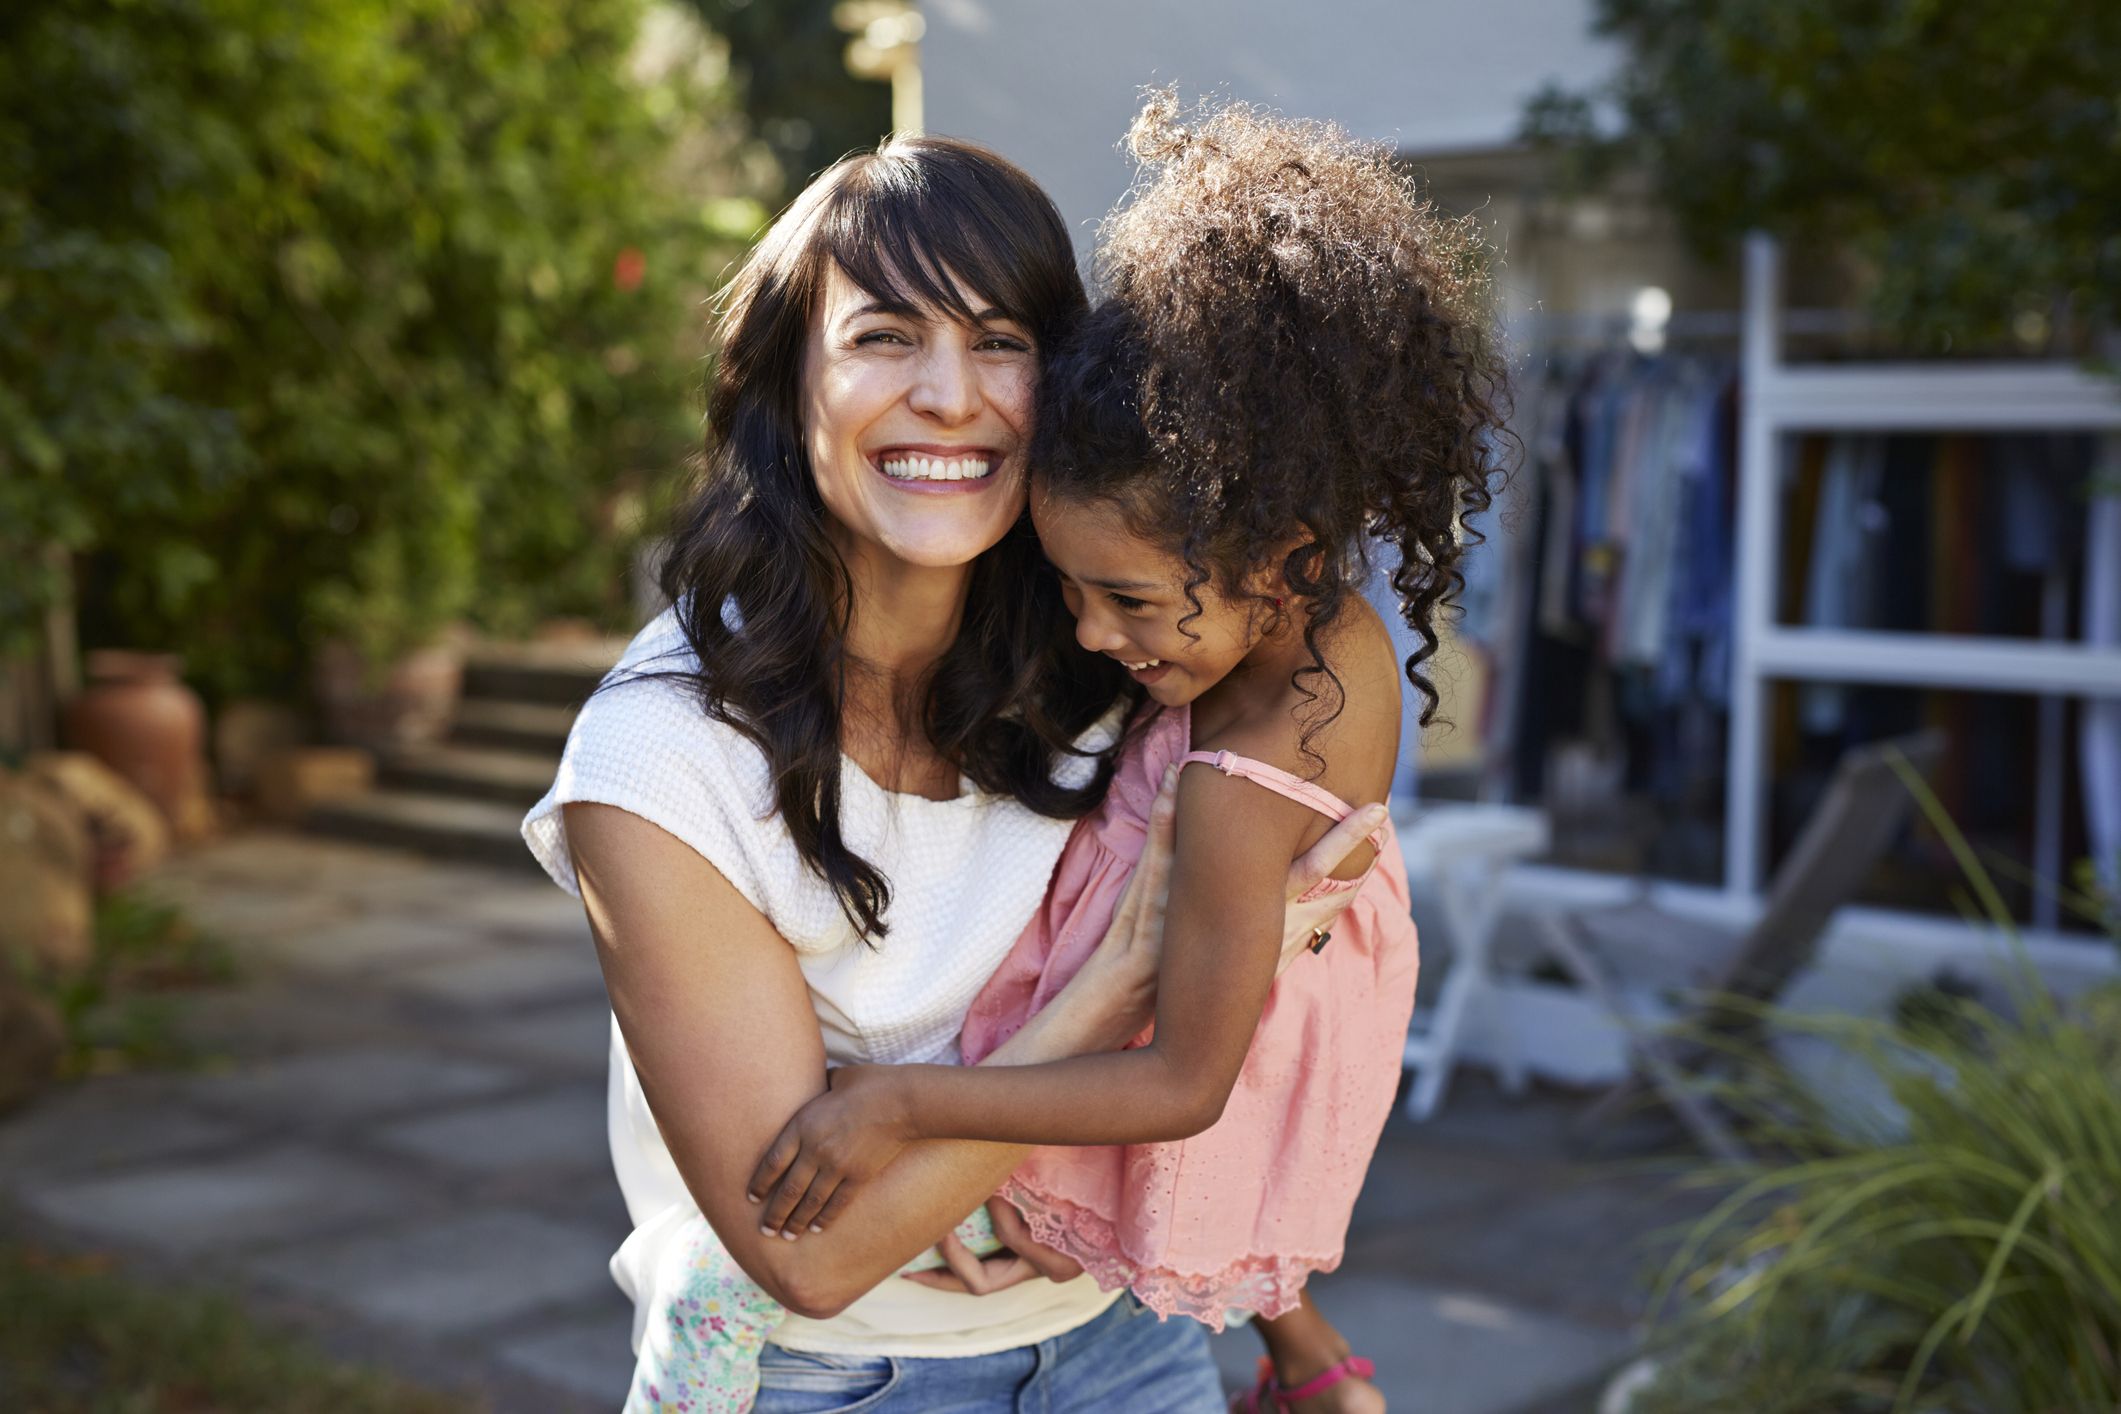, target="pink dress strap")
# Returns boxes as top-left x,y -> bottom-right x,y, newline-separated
1177,749 -> 1385,852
